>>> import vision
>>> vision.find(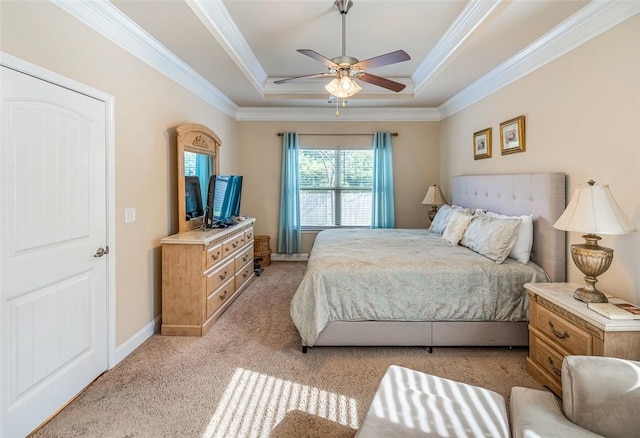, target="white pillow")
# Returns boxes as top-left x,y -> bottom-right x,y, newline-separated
483,211 -> 533,264
429,205 -> 473,235
442,210 -> 473,245
461,215 -> 521,263
429,204 -> 453,235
